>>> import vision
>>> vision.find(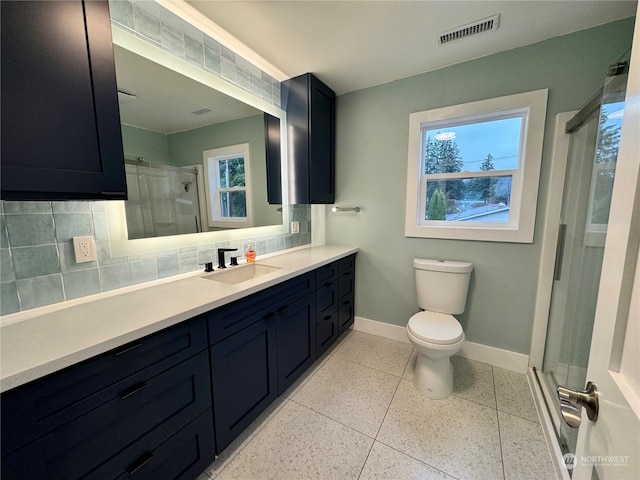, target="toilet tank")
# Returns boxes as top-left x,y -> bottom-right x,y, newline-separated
414,259 -> 473,314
